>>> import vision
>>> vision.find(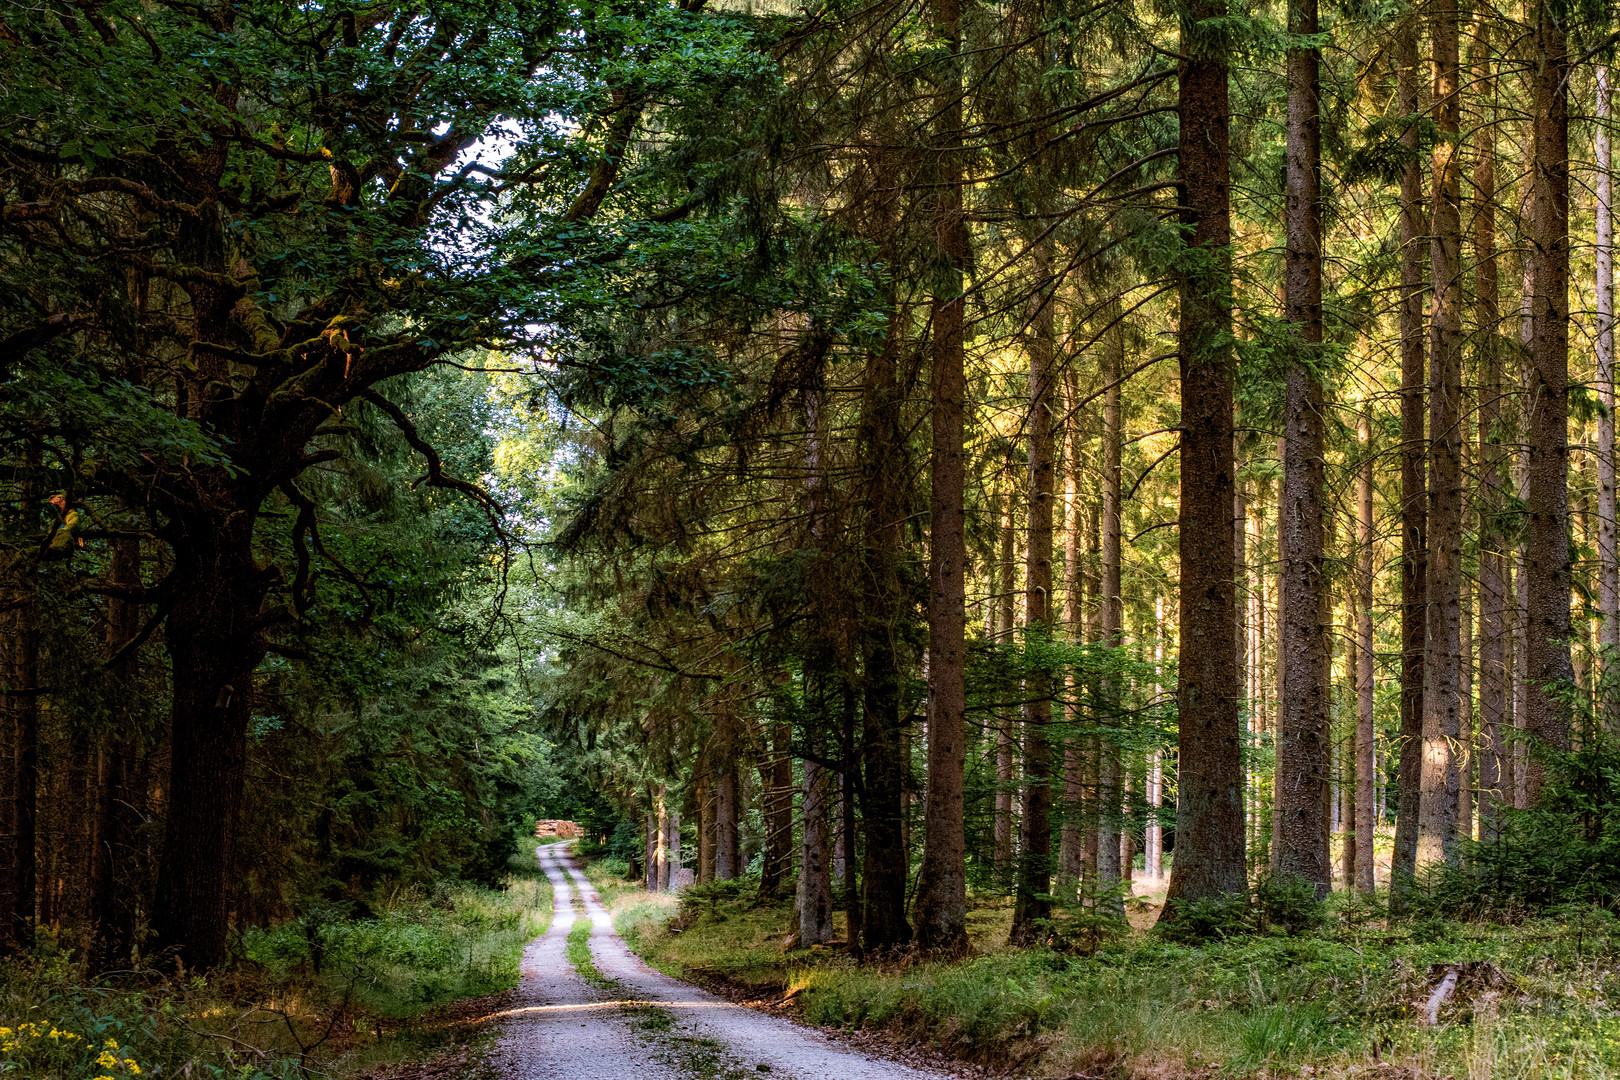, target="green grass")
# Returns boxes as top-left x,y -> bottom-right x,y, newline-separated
0,865 -> 553,1080
586,867 -> 1620,1080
